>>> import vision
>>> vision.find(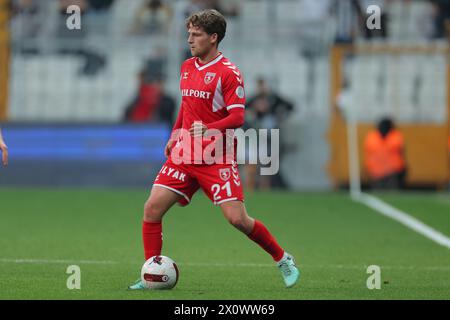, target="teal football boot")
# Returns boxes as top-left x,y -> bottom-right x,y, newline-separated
127,278 -> 146,290
277,253 -> 300,288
